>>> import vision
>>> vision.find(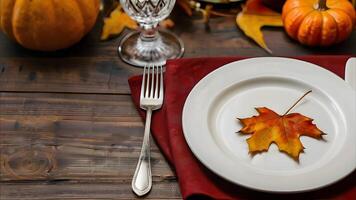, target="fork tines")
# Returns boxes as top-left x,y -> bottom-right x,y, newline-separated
141,65 -> 163,100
